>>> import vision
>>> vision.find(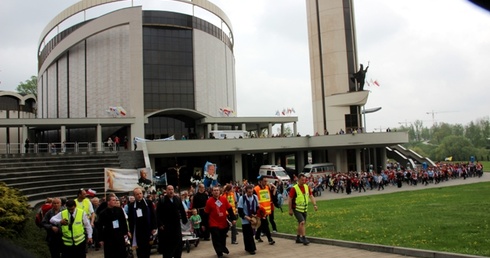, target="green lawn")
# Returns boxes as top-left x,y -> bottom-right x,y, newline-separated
271,182 -> 490,256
